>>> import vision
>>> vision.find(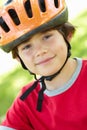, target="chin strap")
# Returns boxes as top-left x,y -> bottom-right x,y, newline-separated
36,77 -> 46,111
43,54 -> 69,81
20,37 -> 71,112
20,76 -> 46,112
